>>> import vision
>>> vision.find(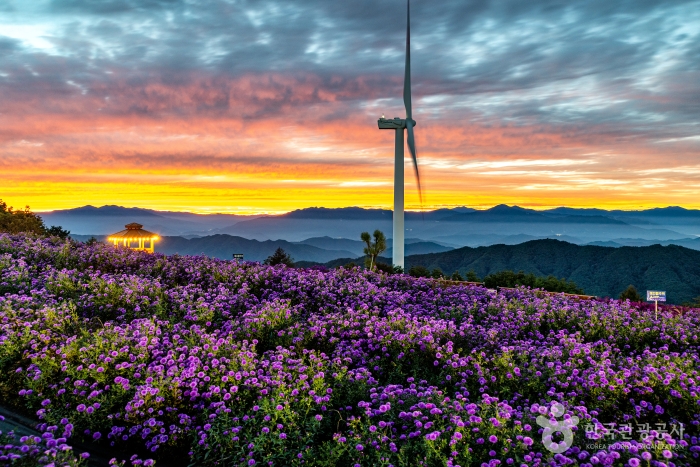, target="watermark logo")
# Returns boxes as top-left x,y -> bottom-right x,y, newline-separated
536,403 -> 579,453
